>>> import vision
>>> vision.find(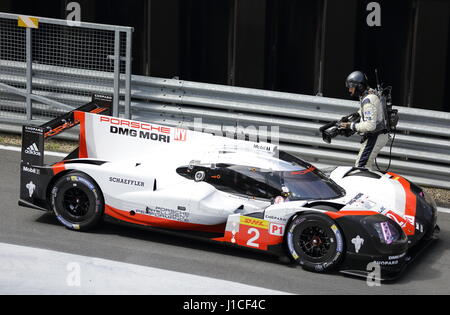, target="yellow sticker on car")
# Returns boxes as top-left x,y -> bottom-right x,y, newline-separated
240,216 -> 269,230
